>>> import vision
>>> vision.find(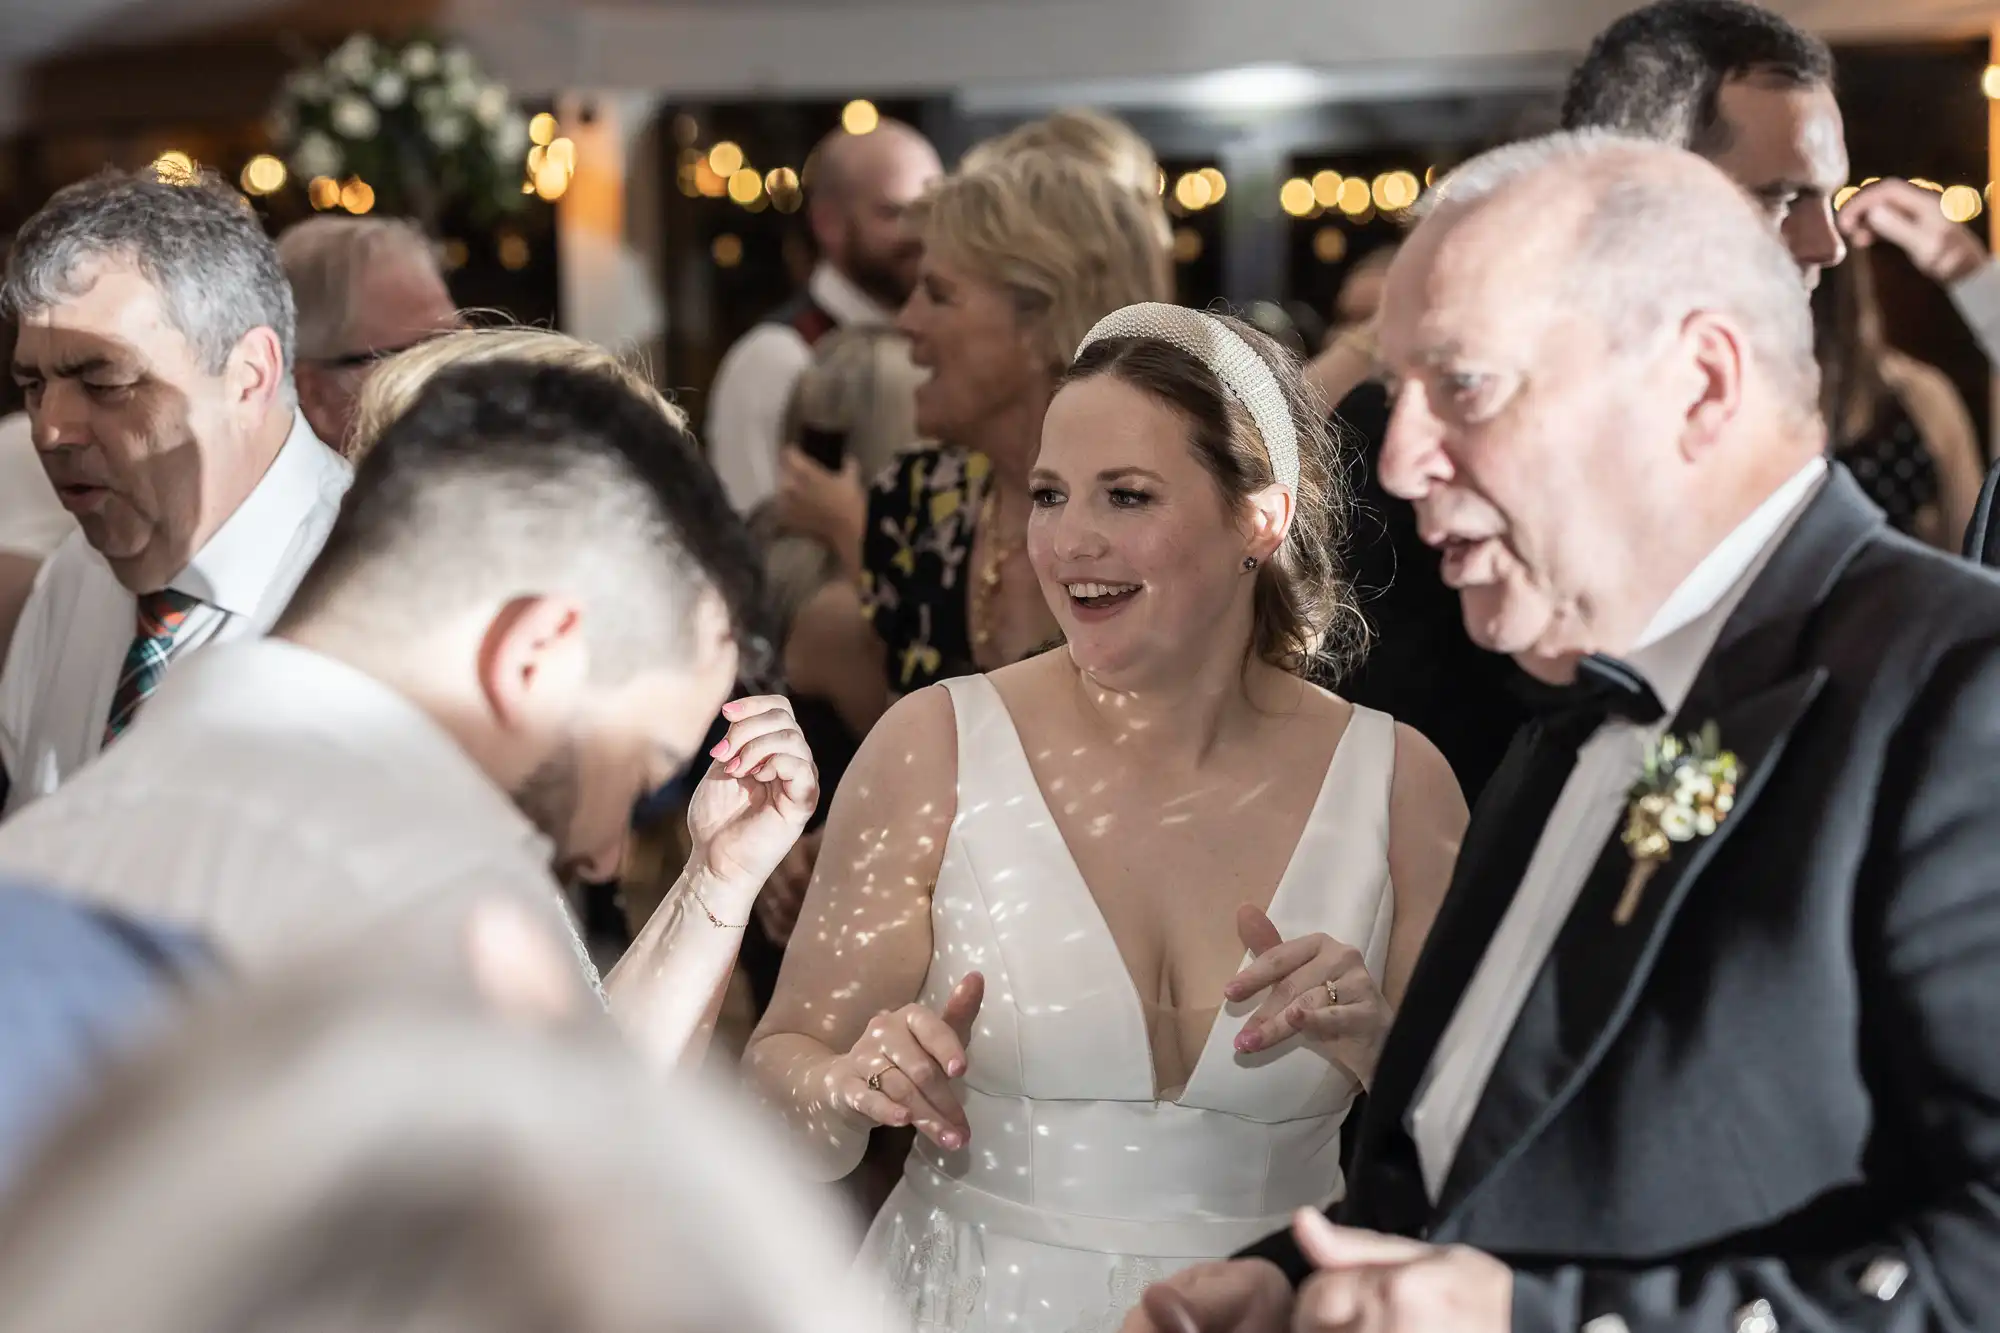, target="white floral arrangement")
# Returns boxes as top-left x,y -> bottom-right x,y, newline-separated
270,34 -> 531,226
